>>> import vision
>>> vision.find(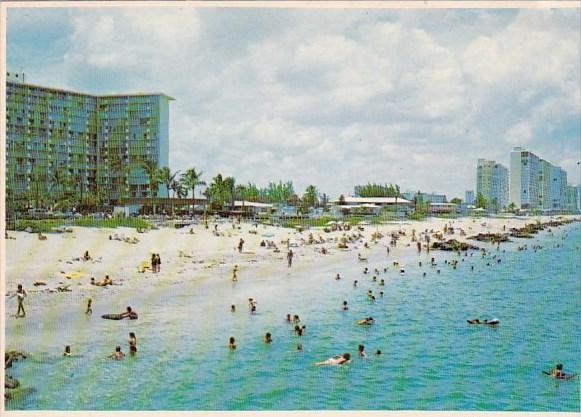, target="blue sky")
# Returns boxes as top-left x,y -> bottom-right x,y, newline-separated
6,6 -> 581,199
